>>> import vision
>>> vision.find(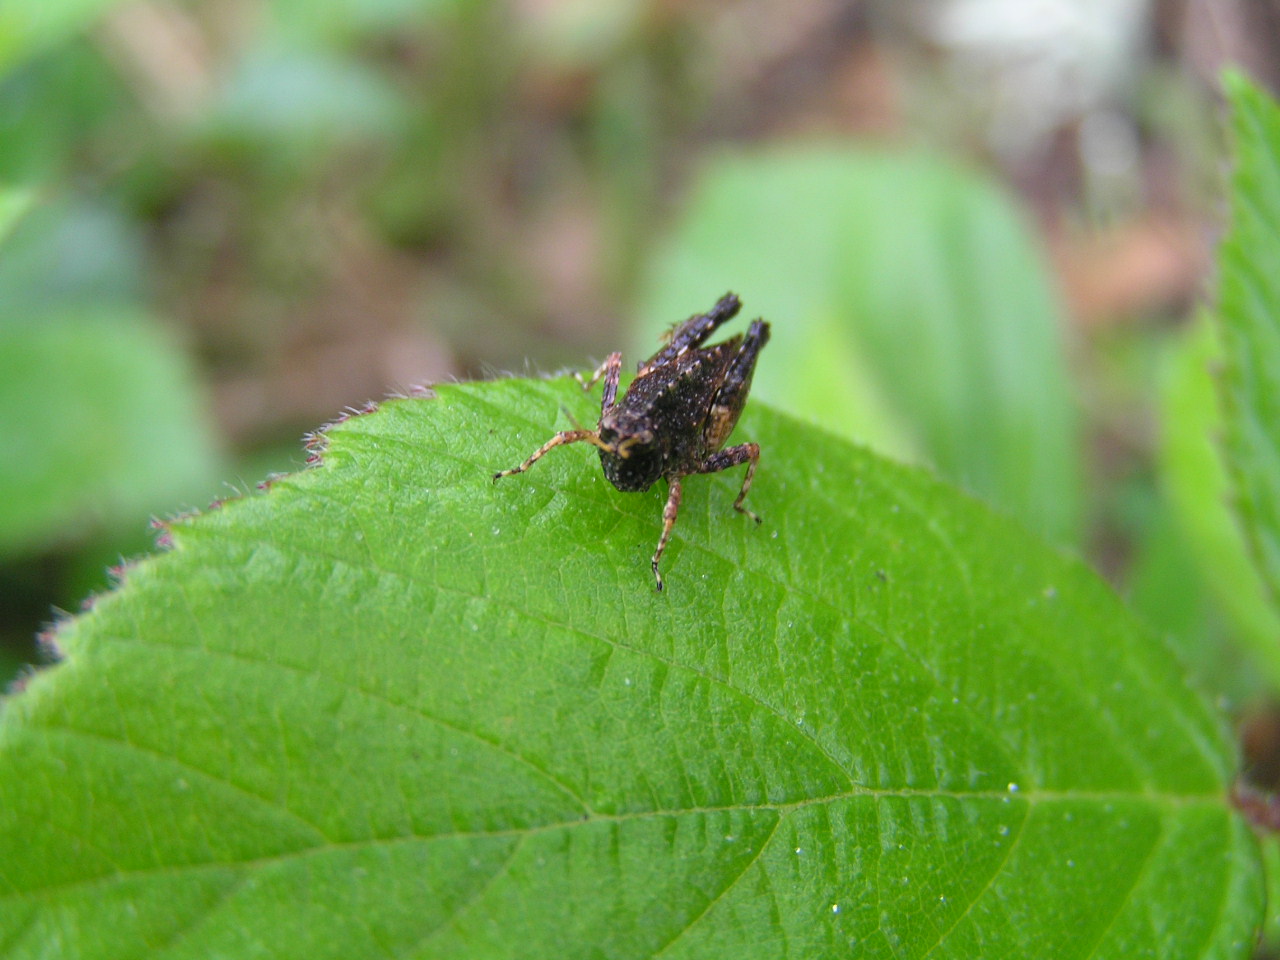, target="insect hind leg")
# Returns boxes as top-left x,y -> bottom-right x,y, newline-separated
638,293 -> 742,375
715,320 -> 770,406
700,319 -> 770,453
